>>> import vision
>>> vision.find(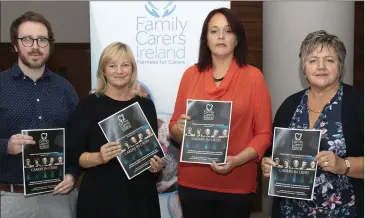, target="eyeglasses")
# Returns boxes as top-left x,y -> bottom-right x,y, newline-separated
15,36 -> 50,48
